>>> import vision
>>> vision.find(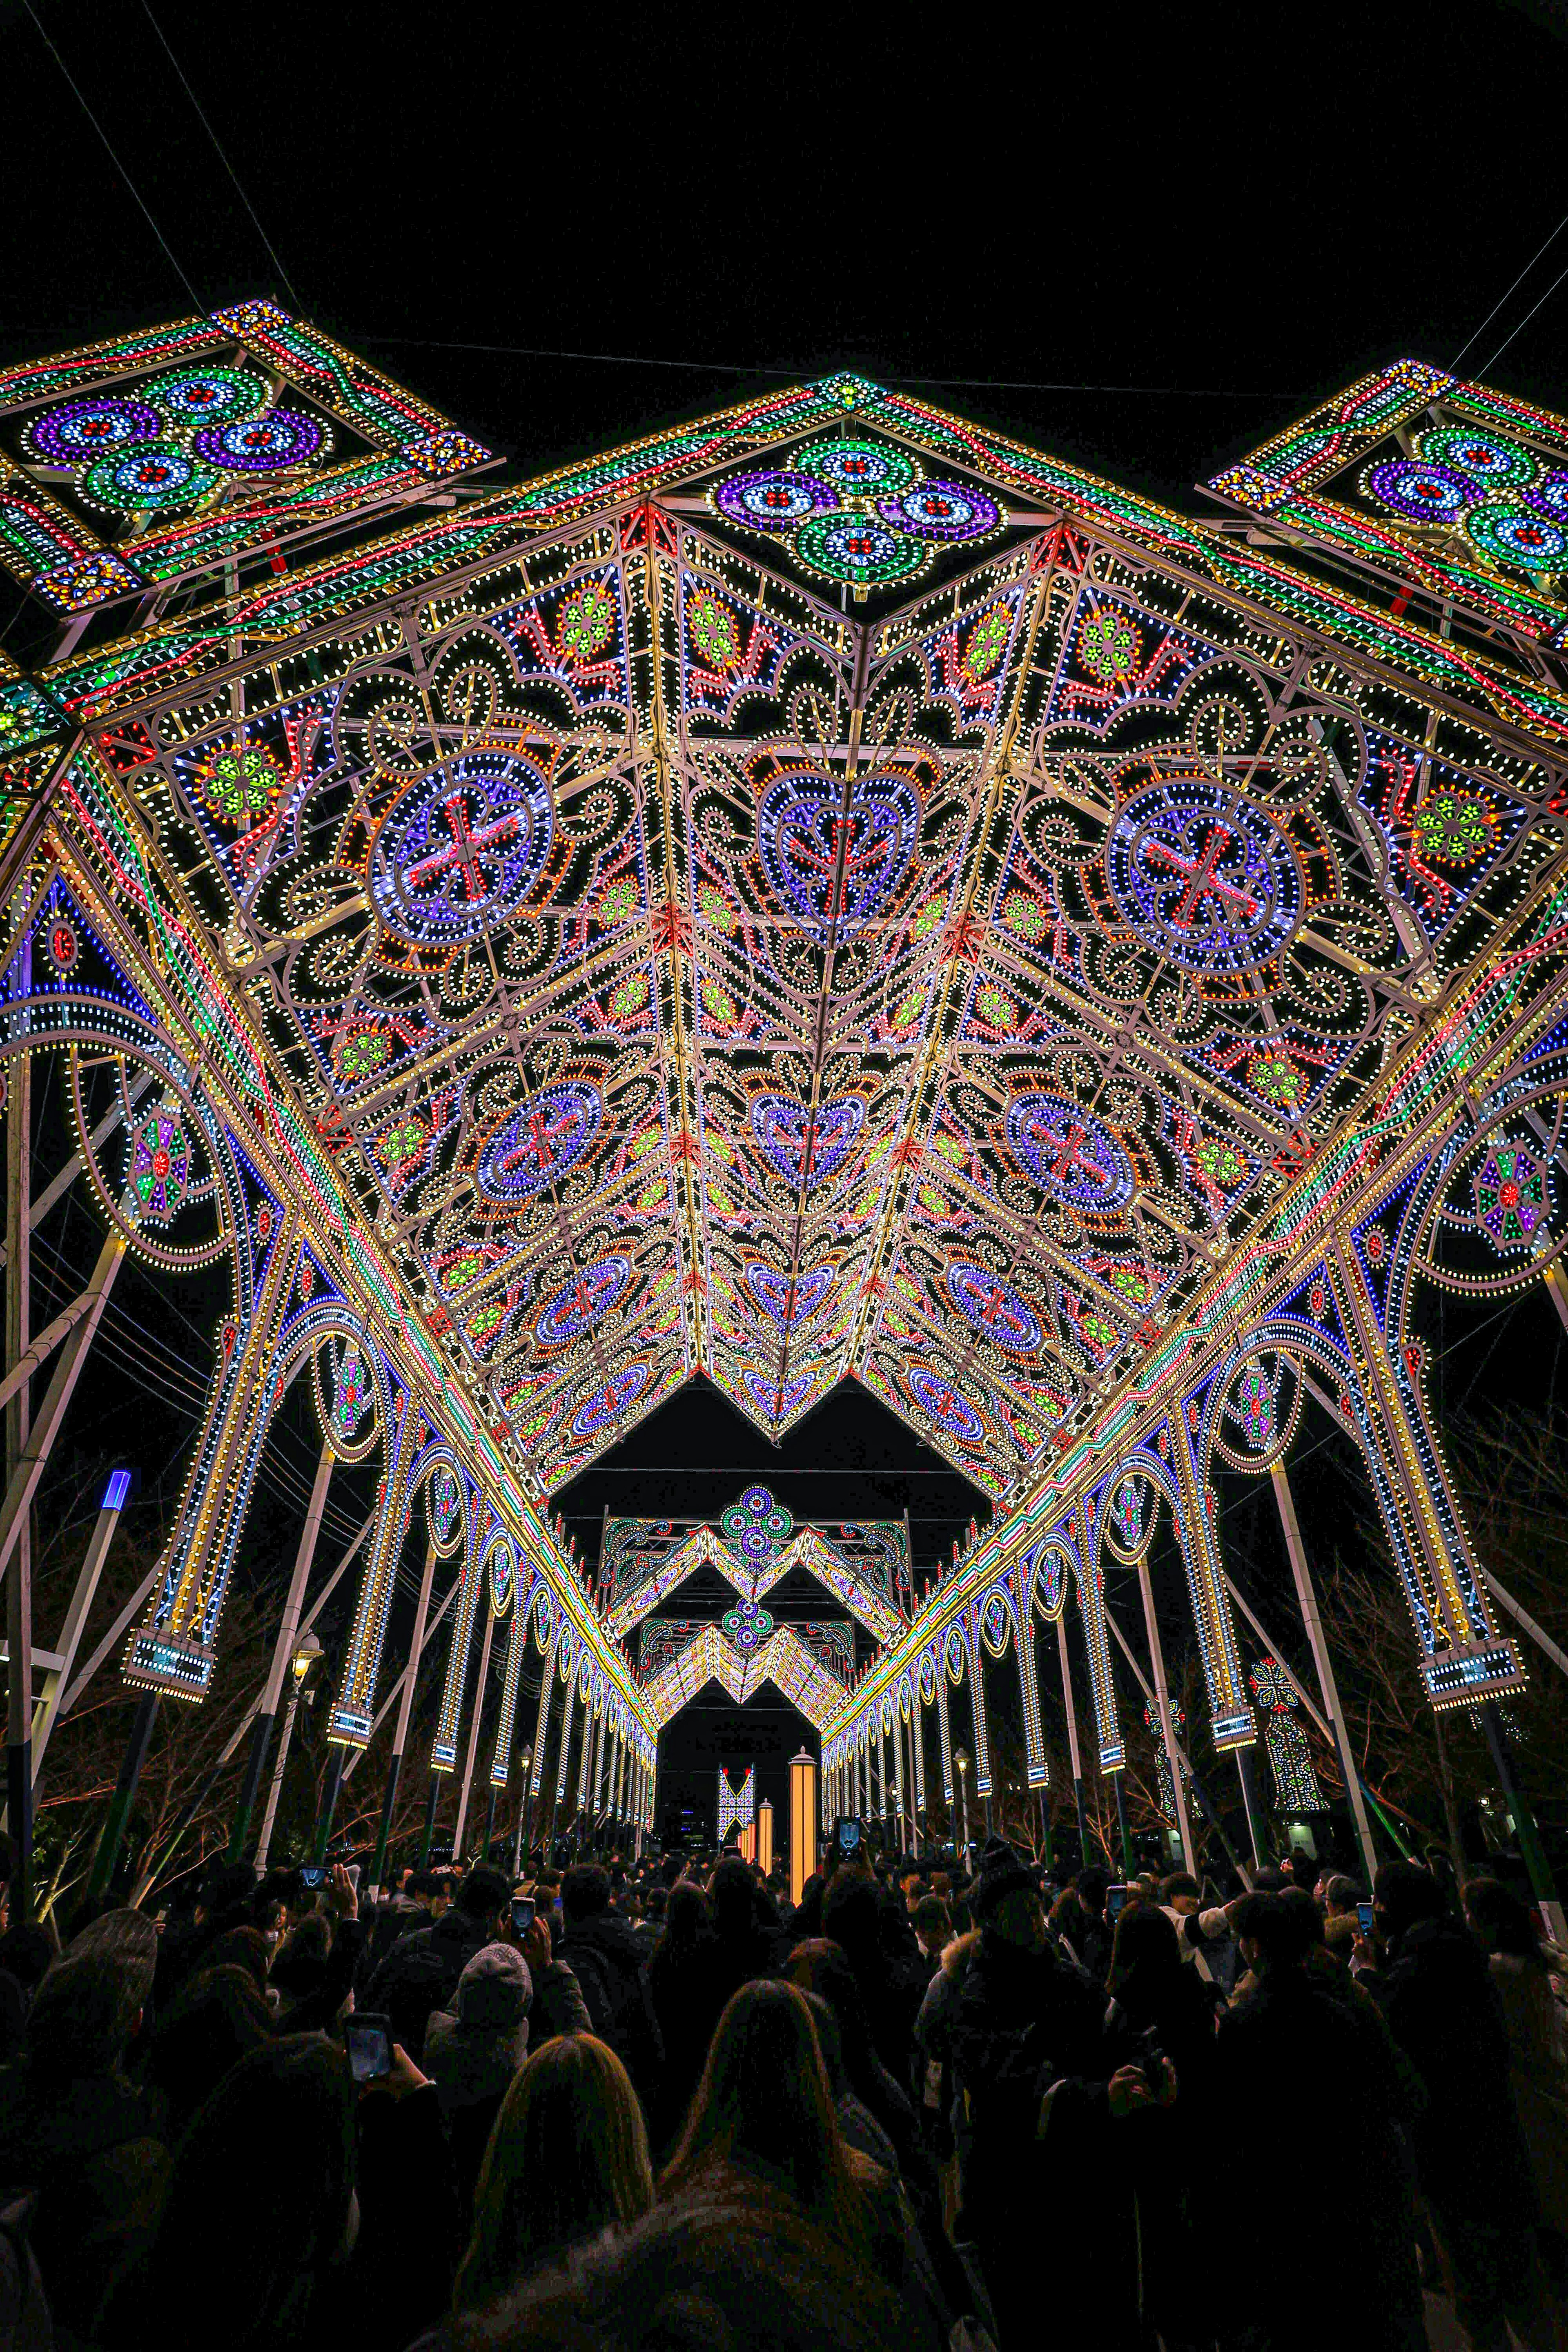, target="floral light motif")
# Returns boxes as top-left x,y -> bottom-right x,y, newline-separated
1474,1142 -> 1548,1251
720,1484 -> 794,1568
721,1593 -> 775,1654
126,1104 -> 193,1225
